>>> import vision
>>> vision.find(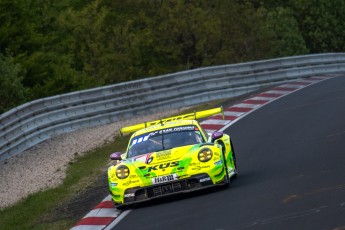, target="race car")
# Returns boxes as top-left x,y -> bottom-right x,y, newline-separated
108,107 -> 237,207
